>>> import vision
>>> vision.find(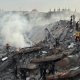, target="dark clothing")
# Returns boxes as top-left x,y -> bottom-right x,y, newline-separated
39,57 -> 62,80
55,38 -> 60,47
76,22 -> 79,31
39,63 -> 47,80
20,68 -> 26,80
70,16 -> 73,29
6,44 -> 10,53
